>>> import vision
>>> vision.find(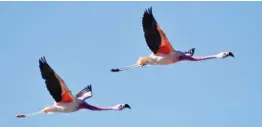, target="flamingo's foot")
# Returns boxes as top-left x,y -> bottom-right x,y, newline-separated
111,68 -> 121,72
16,114 -> 25,118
